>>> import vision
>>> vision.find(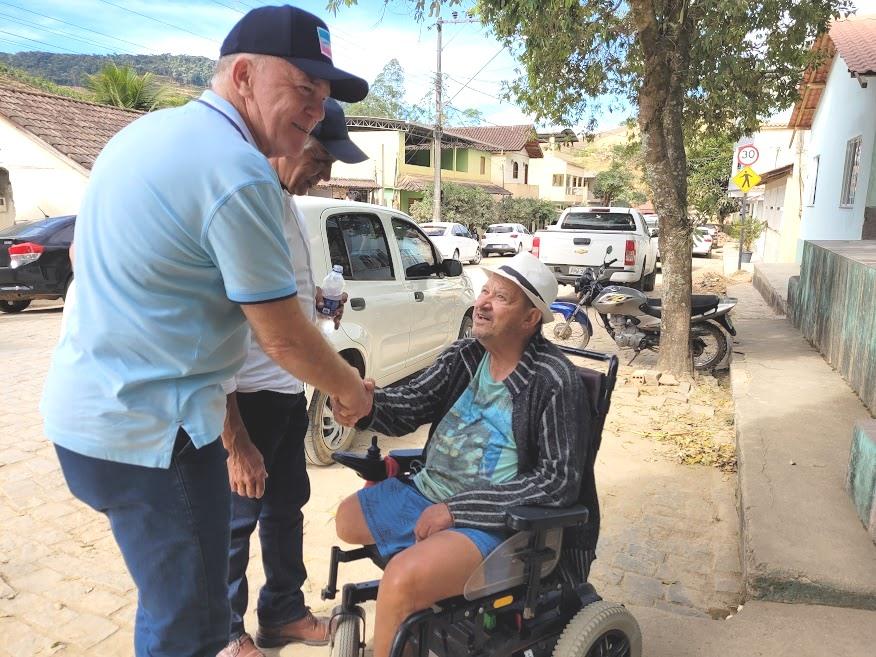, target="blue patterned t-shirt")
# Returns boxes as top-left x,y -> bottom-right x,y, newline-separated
413,354 -> 517,502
